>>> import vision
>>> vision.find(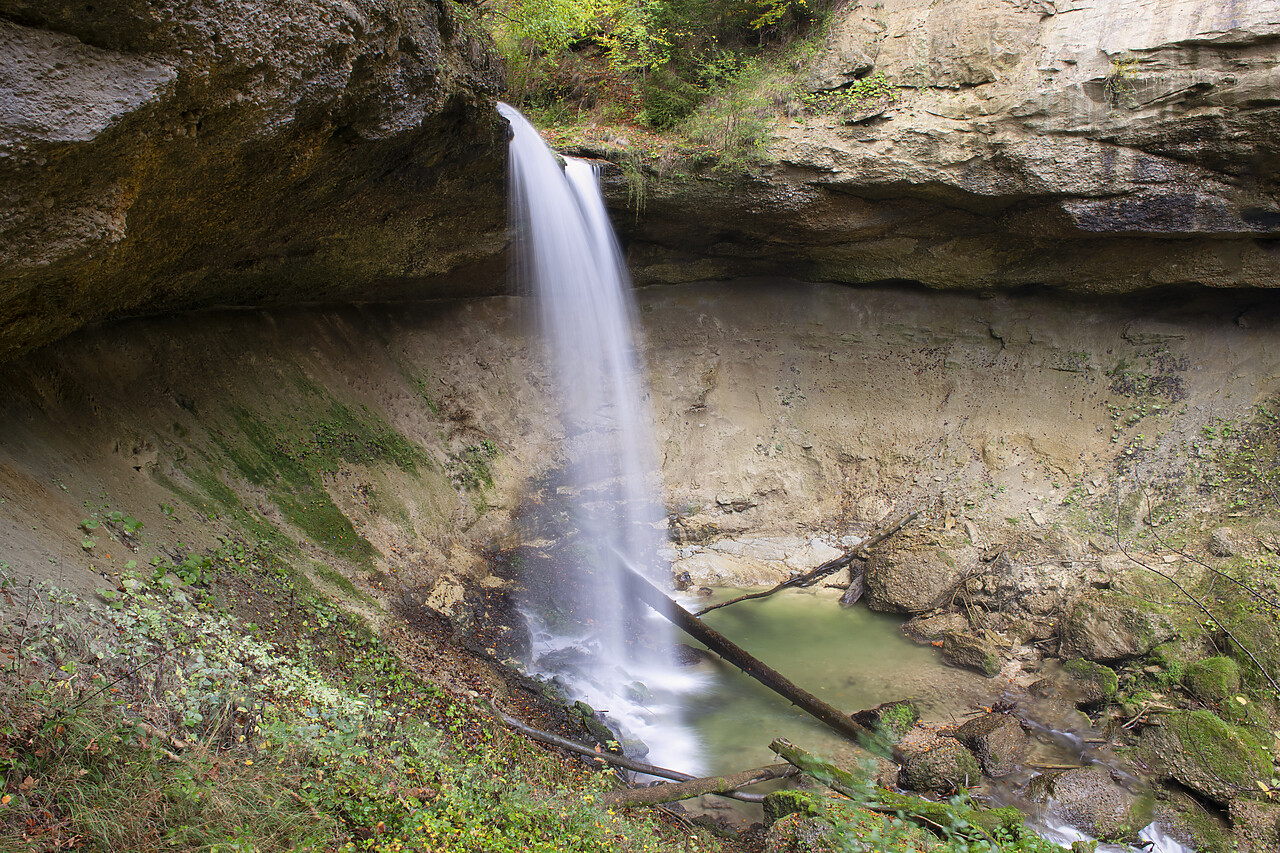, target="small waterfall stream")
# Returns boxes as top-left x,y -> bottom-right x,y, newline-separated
498,103 -> 703,772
